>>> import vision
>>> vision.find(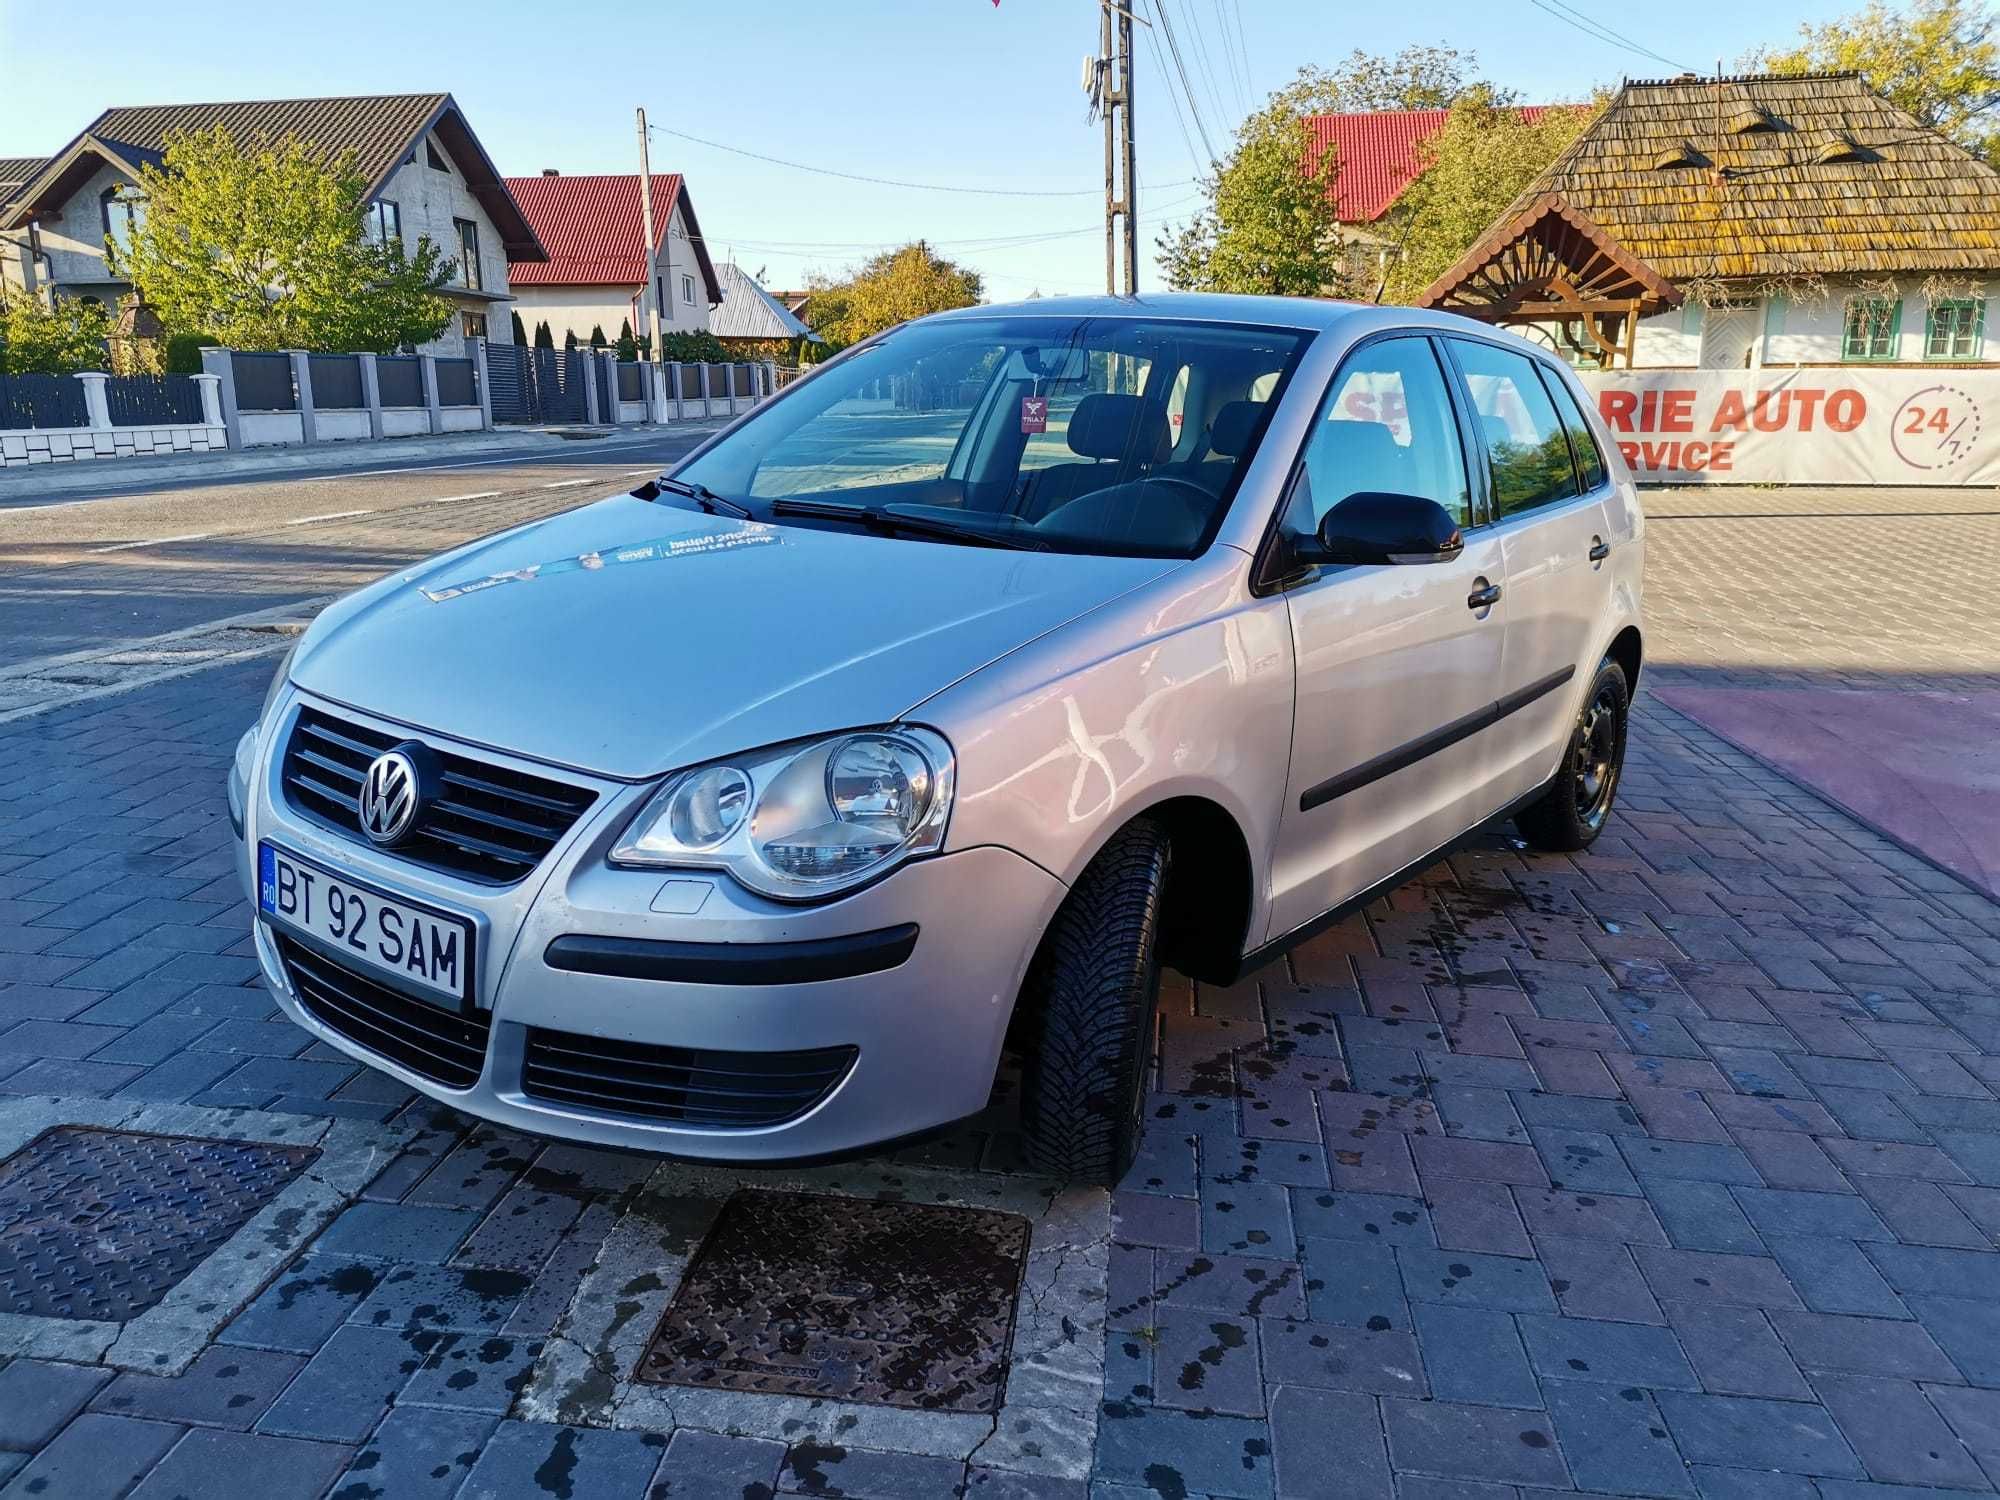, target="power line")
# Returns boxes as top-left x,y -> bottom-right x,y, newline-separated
1175,0 -> 1236,135
1141,10 -> 1204,171
1523,0 -> 1692,72
646,123 -> 1115,197
1210,0 -> 1250,116
1149,0 -> 1222,165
